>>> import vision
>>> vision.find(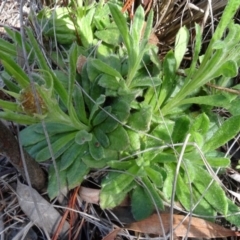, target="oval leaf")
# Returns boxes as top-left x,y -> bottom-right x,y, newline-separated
75,130 -> 92,145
